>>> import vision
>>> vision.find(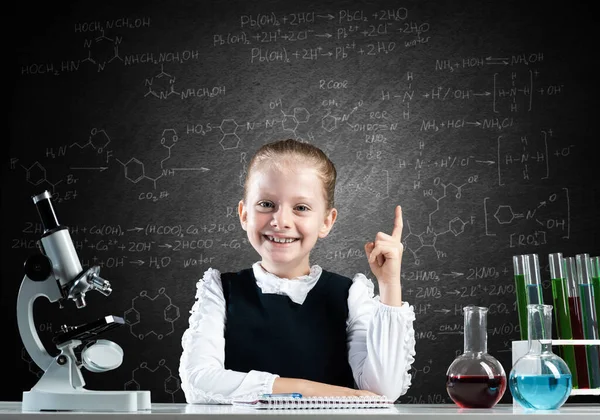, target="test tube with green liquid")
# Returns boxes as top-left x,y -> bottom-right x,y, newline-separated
513,255 -> 529,340
591,256 -> 600,324
565,257 -> 590,388
513,254 -> 544,340
576,254 -> 600,388
549,252 -> 578,388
